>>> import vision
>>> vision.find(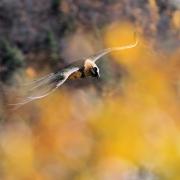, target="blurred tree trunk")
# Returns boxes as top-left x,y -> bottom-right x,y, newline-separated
0,82 -> 7,114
